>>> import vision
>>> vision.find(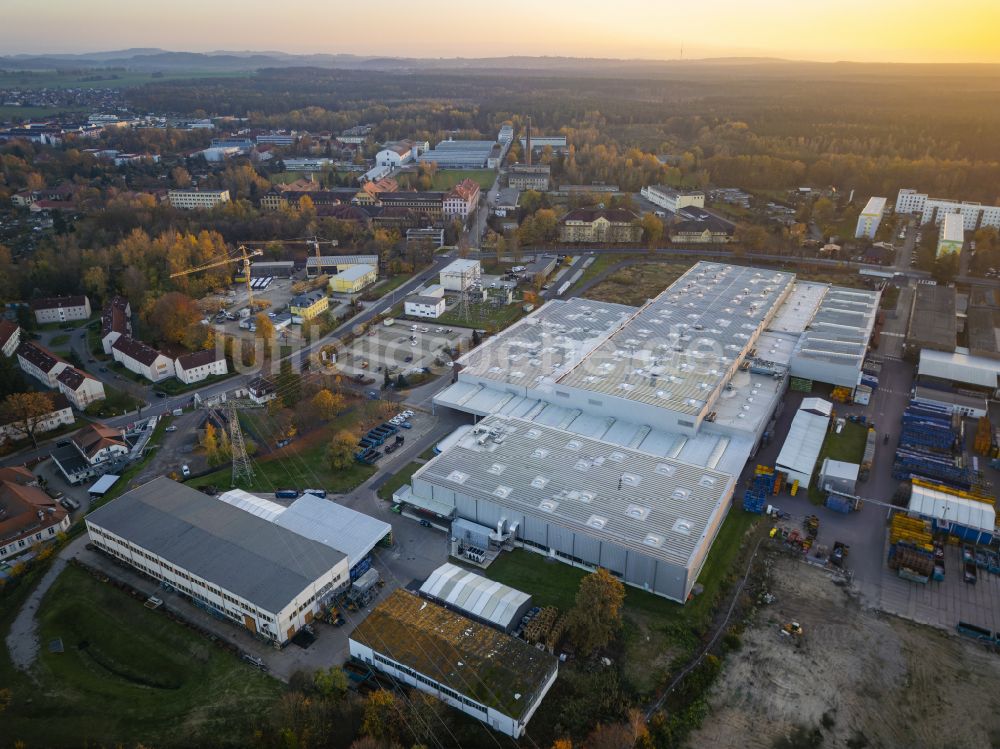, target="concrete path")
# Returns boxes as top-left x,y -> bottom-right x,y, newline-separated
5,537 -> 84,672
